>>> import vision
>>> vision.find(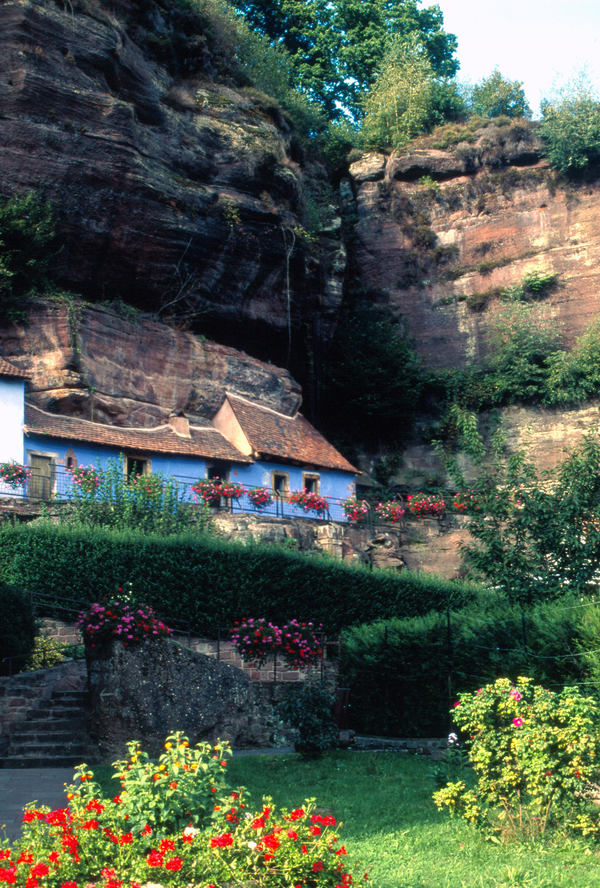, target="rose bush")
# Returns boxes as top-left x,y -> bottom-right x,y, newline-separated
341,498 -> 369,521
67,465 -> 101,496
0,733 -> 362,888
406,493 -> 445,518
247,487 -> 274,511
373,502 -> 405,523
433,677 -> 600,841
